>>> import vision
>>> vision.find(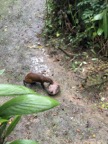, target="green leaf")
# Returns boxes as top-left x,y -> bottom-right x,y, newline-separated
56,32 -> 60,37
0,69 -> 5,75
91,58 -> 98,61
0,94 -> 59,116
93,12 -> 103,21
0,84 -> 35,96
4,116 -> 21,138
6,139 -> 38,144
103,9 -> 108,39
0,118 -> 8,123
93,32 -> 97,37
0,123 -> 7,137
97,28 -> 103,36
